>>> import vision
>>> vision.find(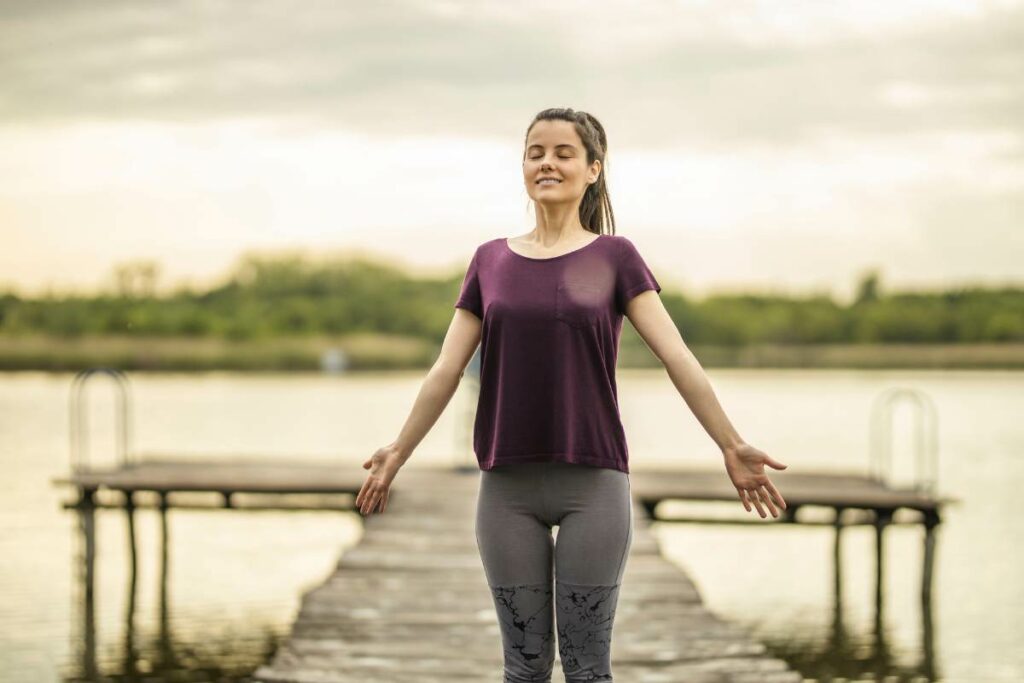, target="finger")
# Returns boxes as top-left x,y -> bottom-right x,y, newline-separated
736,486 -> 751,512
746,488 -> 763,517
765,480 -> 787,510
355,480 -> 368,509
360,485 -> 376,515
748,489 -> 766,518
758,486 -> 778,517
741,488 -> 756,513
358,477 -> 376,509
380,488 -> 389,513
765,456 -> 787,470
